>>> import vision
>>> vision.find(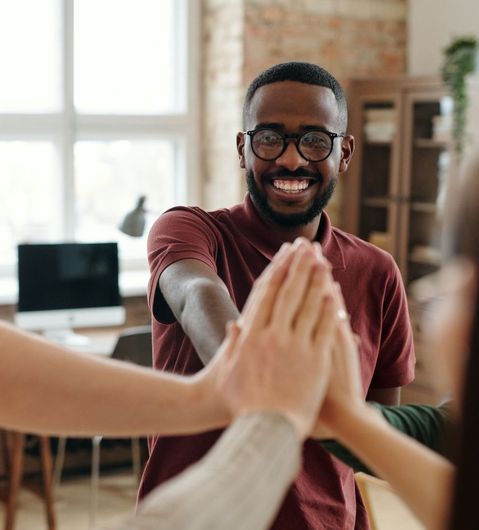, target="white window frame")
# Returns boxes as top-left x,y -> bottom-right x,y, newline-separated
0,0 -> 201,283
